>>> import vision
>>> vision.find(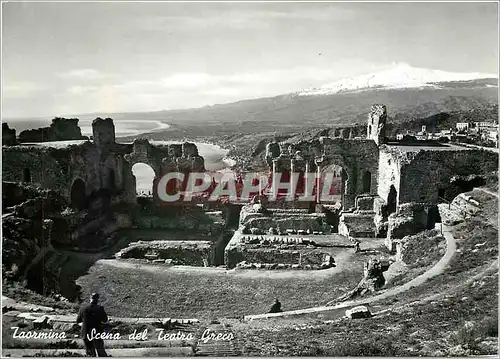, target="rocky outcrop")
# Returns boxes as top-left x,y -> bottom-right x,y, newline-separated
18,118 -> 88,143
450,193 -> 481,216
3,182 -> 67,215
333,258 -> 391,302
386,203 -> 429,250
2,123 -> 18,146
345,305 -> 372,319
2,182 -> 72,296
2,216 -> 43,281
